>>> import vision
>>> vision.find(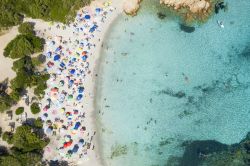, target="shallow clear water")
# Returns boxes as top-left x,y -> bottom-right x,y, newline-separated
96,0 -> 250,165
